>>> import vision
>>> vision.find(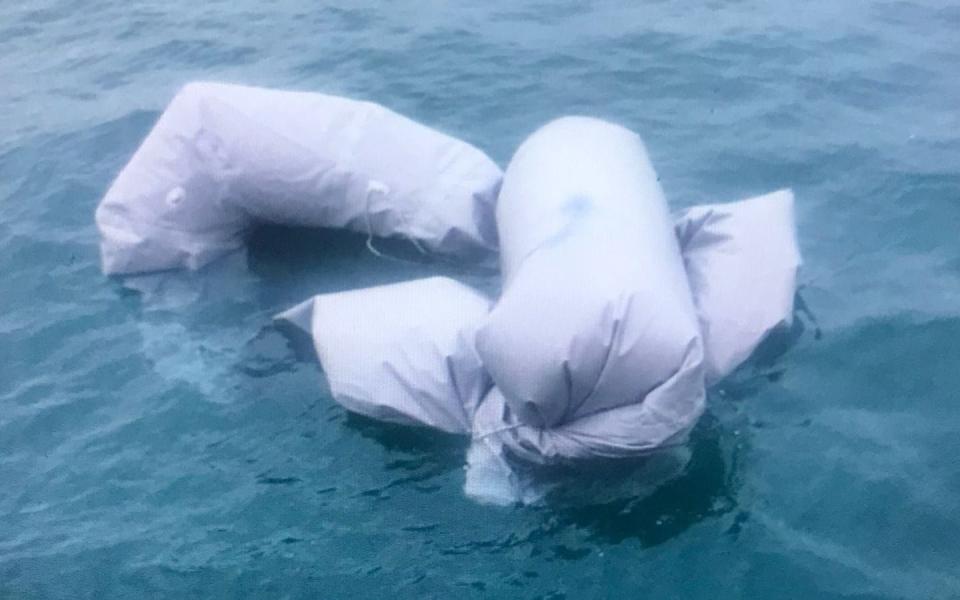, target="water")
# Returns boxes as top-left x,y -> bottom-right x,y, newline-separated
2,1 -> 959,598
